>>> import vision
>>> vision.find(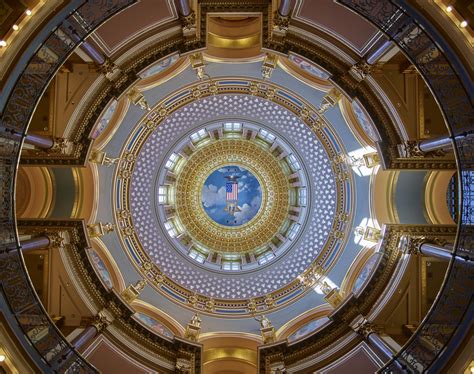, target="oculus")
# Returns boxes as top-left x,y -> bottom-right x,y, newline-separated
202,165 -> 262,227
